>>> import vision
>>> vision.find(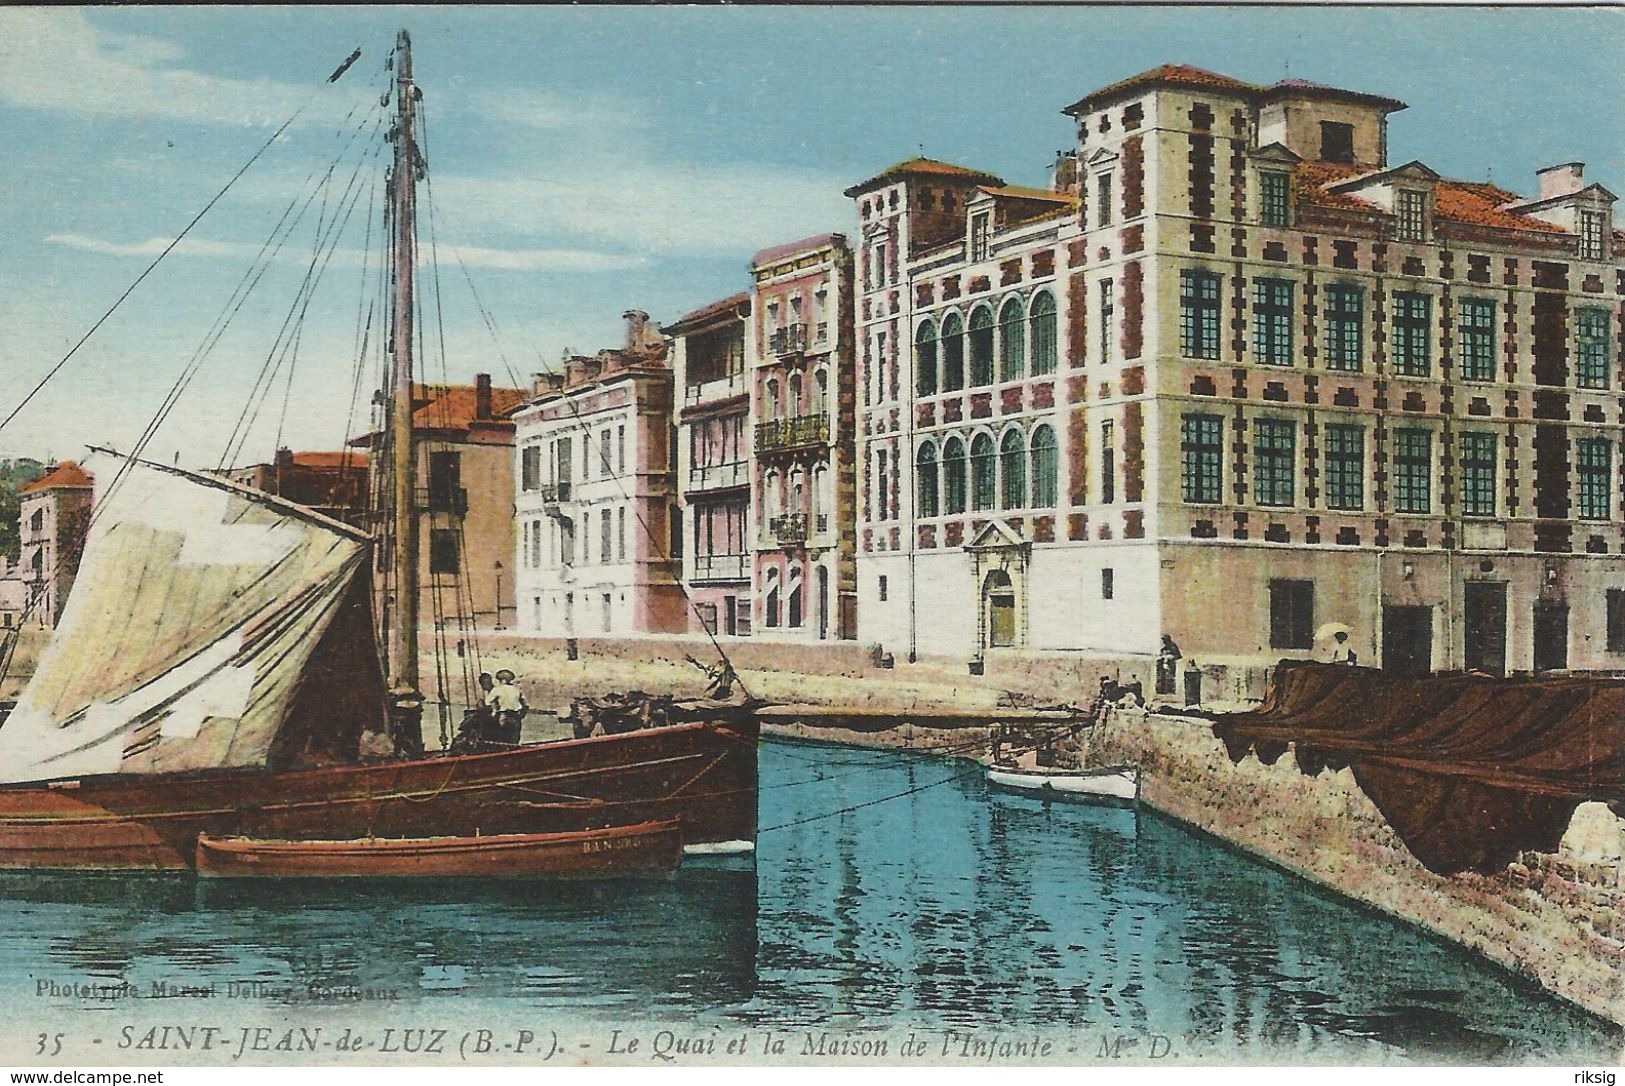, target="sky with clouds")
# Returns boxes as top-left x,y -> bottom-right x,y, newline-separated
1,5 -> 1620,466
